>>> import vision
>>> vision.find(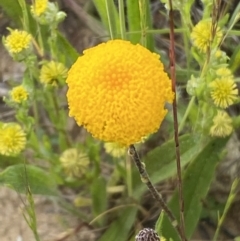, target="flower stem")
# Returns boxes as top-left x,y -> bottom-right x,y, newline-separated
128,145 -> 185,241
178,96 -> 196,133
212,178 -> 239,241
168,1 -> 187,240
